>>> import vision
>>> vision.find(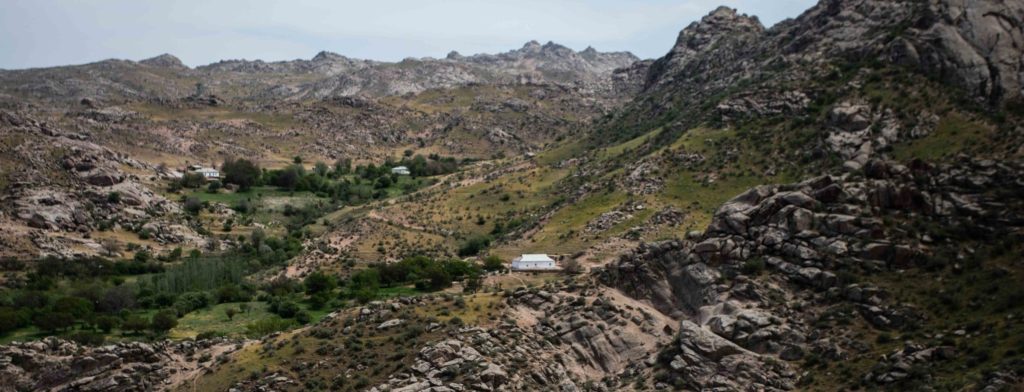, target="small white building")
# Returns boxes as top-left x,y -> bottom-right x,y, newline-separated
511,254 -> 559,271
188,166 -> 220,180
391,166 -> 411,176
